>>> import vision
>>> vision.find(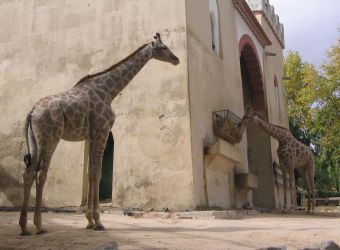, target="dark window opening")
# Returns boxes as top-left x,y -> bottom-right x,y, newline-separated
99,132 -> 114,203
